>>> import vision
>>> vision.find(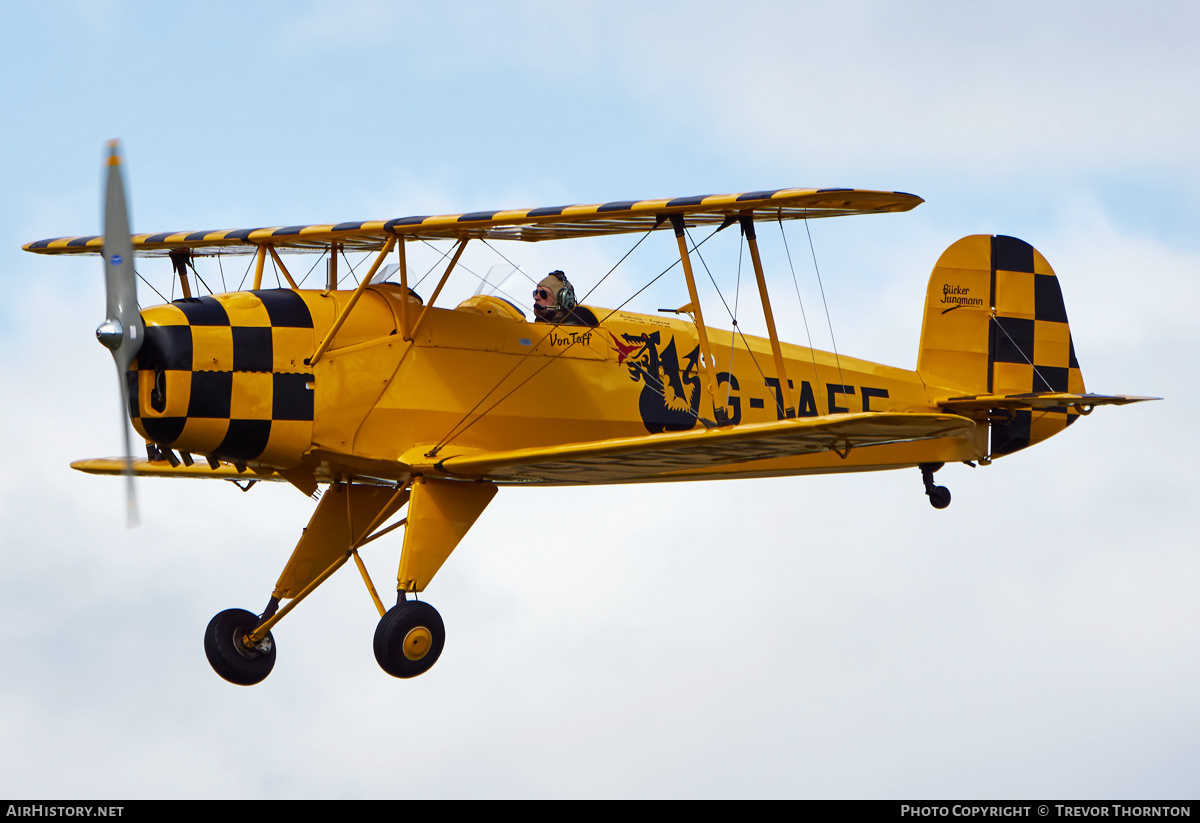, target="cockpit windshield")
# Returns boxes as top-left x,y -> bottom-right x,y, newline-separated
472,265 -> 531,318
